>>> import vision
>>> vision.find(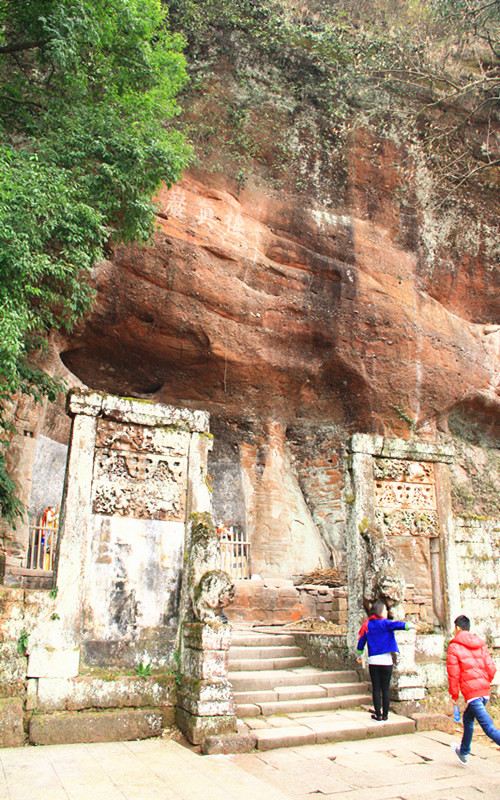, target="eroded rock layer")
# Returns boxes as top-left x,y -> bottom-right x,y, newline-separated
60,166 -> 498,437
